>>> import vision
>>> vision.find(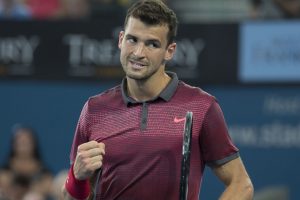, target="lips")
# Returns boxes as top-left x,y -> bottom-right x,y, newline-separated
129,60 -> 147,69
